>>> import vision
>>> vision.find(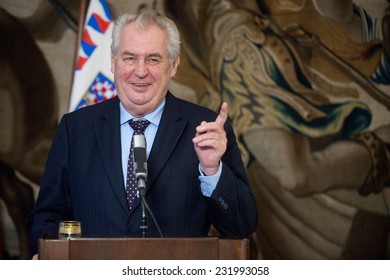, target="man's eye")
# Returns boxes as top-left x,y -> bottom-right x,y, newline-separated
124,57 -> 136,62
147,57 -> 161,64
